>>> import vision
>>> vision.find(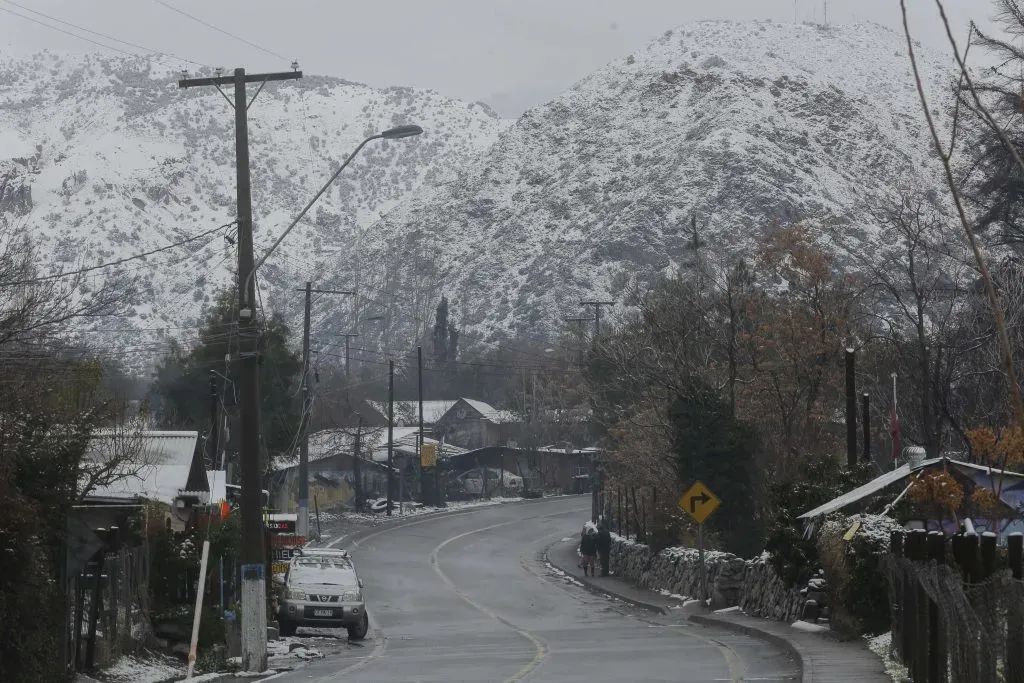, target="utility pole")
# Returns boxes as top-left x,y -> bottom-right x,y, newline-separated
418,346 -> 432,506
564,317 -> 594,364
297,283 -> 353,539
208,370 -> 219,468
387,360 -> 395,516
353,414 -> 363,513
845,348 -> 857,469
179,66 -> 302,674
581,300 -> 614,339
